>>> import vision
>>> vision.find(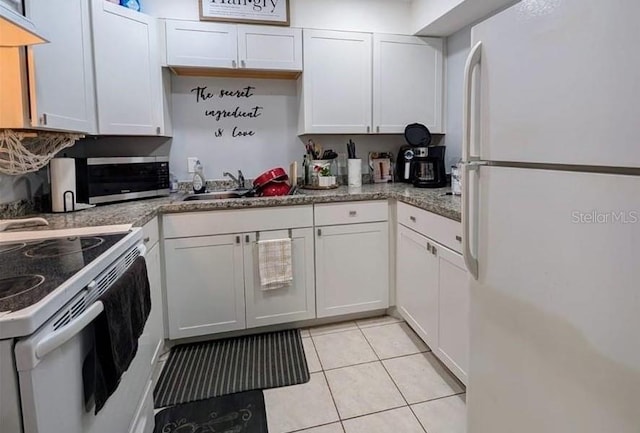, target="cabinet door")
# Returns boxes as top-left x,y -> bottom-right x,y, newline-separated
145,242 -> 164,366
315,222 -> 389,318
26,0 -> 97,133
237,25 -> 302,71
373,34 -> 443,133
301,30 -> 372,134
435,243 -> 469,384
165,20 -> 238,68
91,1 -> 163,135
164,234 -> 245,339
244,228 -> 315,328
396,224 -> 439,349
